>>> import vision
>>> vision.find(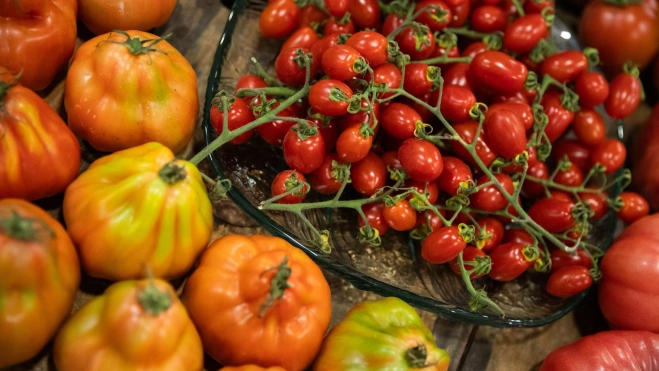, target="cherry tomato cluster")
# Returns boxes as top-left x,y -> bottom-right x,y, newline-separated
206,0 -> 652,313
